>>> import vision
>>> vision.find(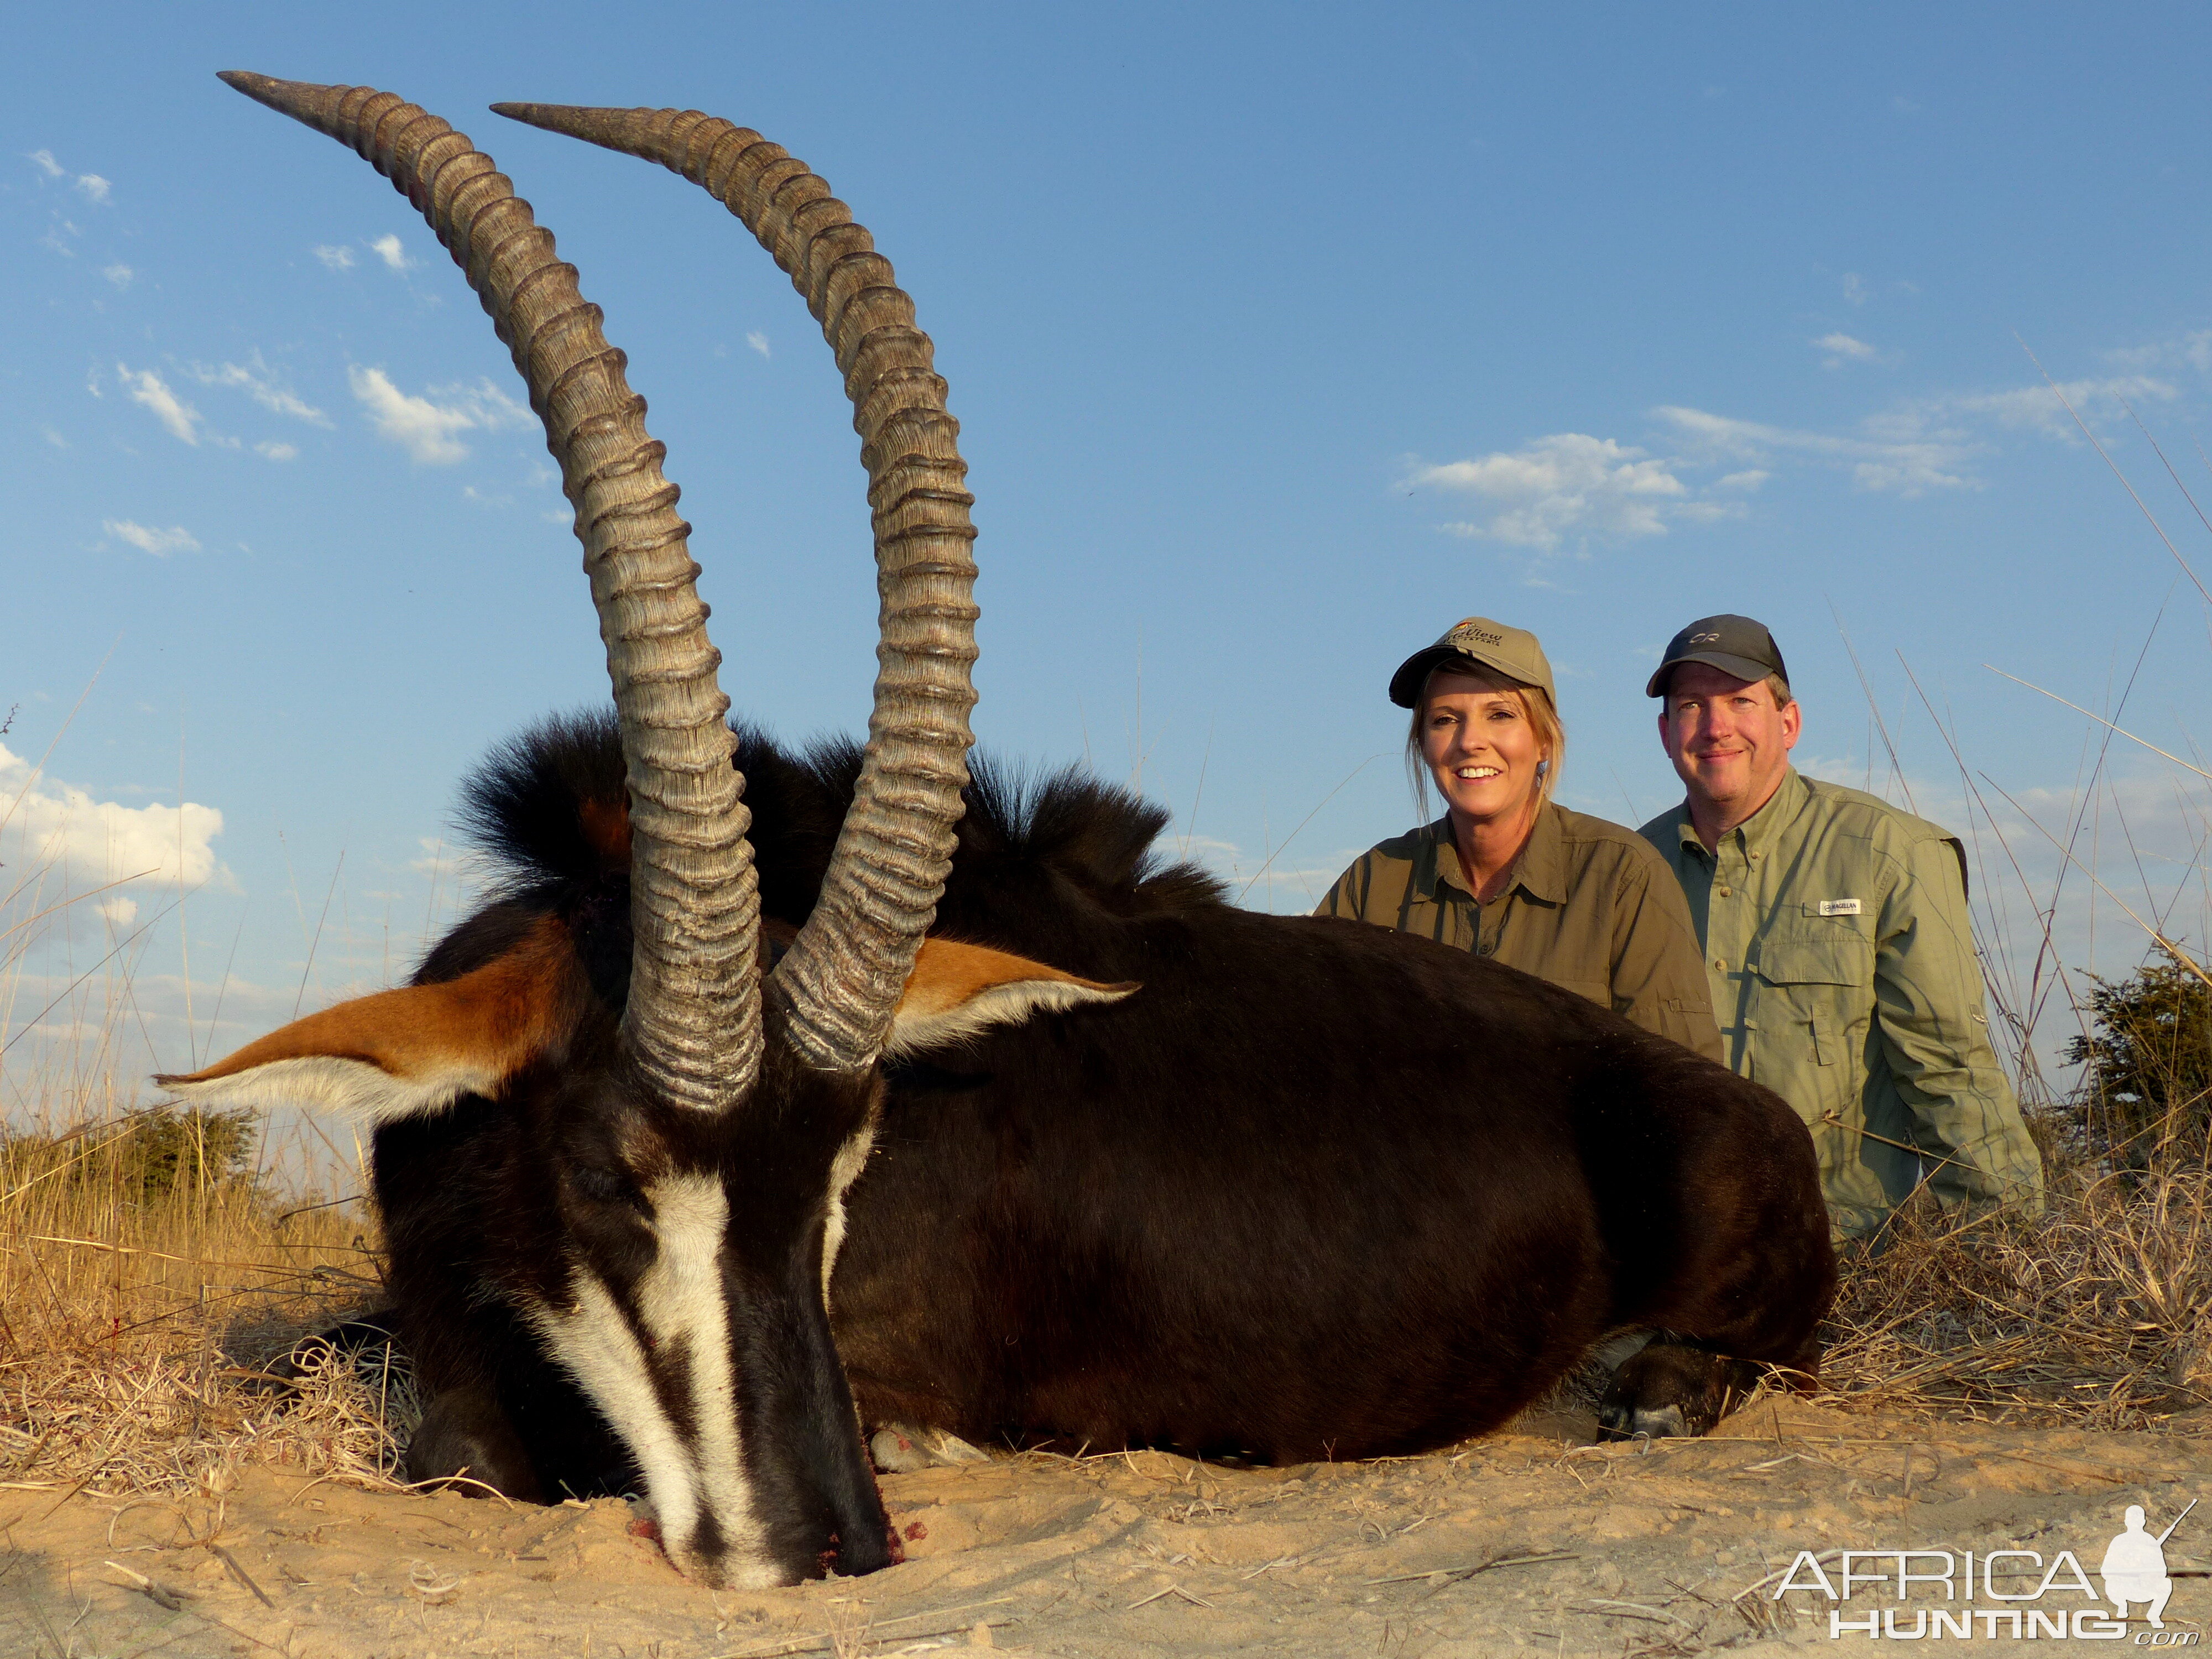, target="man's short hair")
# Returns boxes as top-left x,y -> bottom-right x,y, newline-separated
1655,666 -> 1792,709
